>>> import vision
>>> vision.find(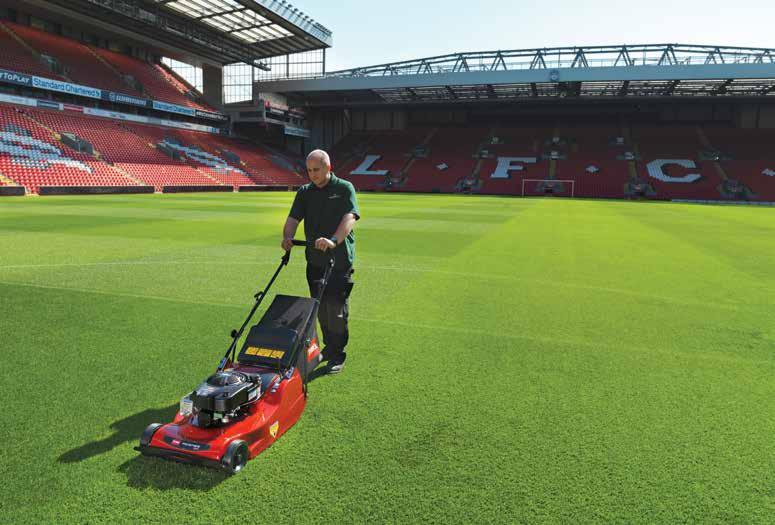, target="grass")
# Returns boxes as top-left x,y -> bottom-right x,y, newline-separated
0,193 -> 773,524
